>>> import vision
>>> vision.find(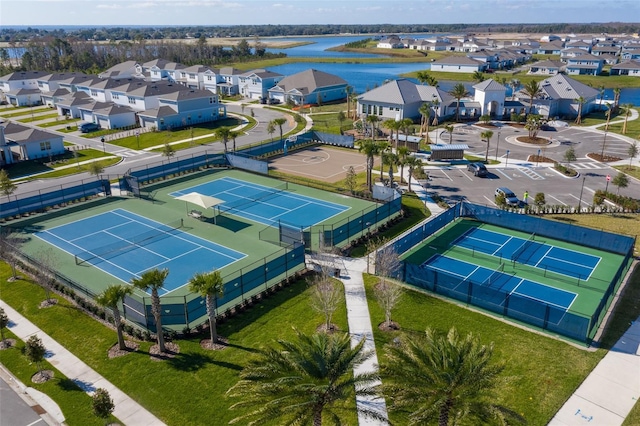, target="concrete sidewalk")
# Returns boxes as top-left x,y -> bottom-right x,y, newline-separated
0,301 -> 166,426
549,317 -> 640,425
